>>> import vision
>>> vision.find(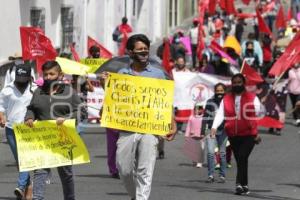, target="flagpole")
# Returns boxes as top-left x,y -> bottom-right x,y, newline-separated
272,71 -> 286,89
240,59 -> 246,73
